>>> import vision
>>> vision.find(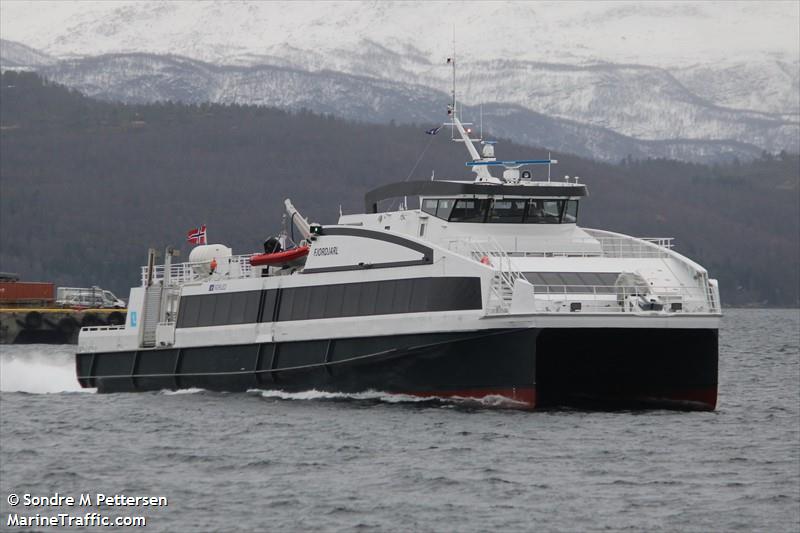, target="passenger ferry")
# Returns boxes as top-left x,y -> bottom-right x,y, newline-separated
76,96 -> 720,409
